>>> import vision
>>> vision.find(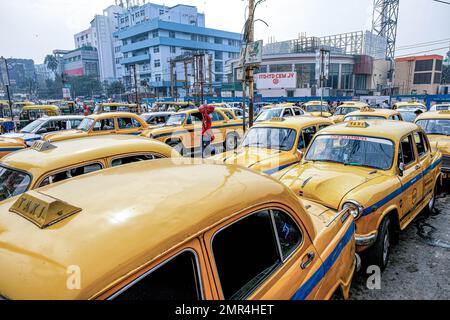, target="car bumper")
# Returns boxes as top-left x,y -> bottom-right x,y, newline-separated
355,232 -> 378,247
